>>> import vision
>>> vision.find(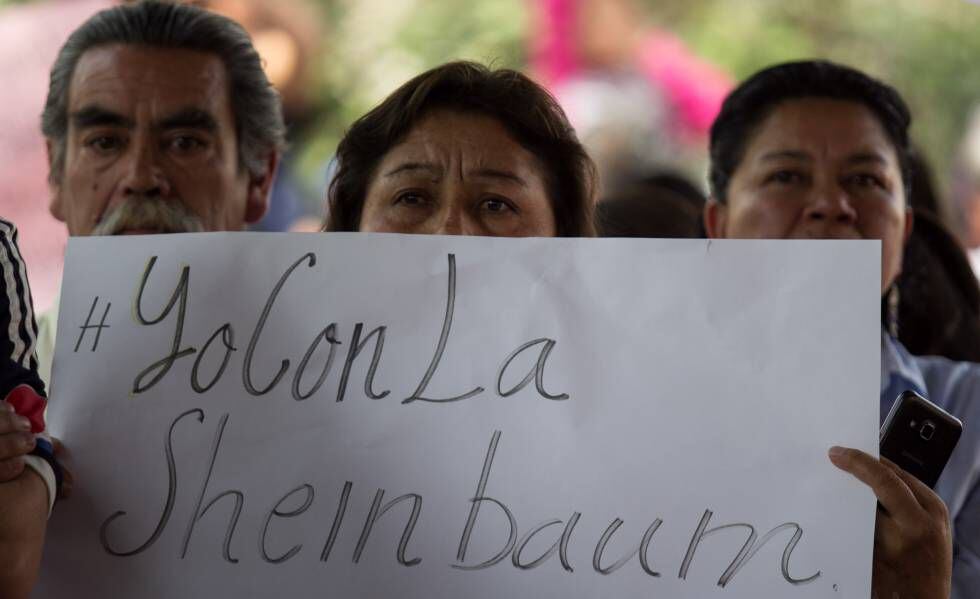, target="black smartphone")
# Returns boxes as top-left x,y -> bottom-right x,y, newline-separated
880,390 -> 963,488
